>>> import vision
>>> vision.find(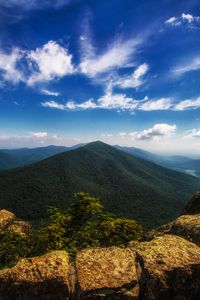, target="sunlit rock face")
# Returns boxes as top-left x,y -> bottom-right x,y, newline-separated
0,251 -> 72,300
0,209 -> 15,228
75,246 -> 139,299
129,234 -> 200,300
